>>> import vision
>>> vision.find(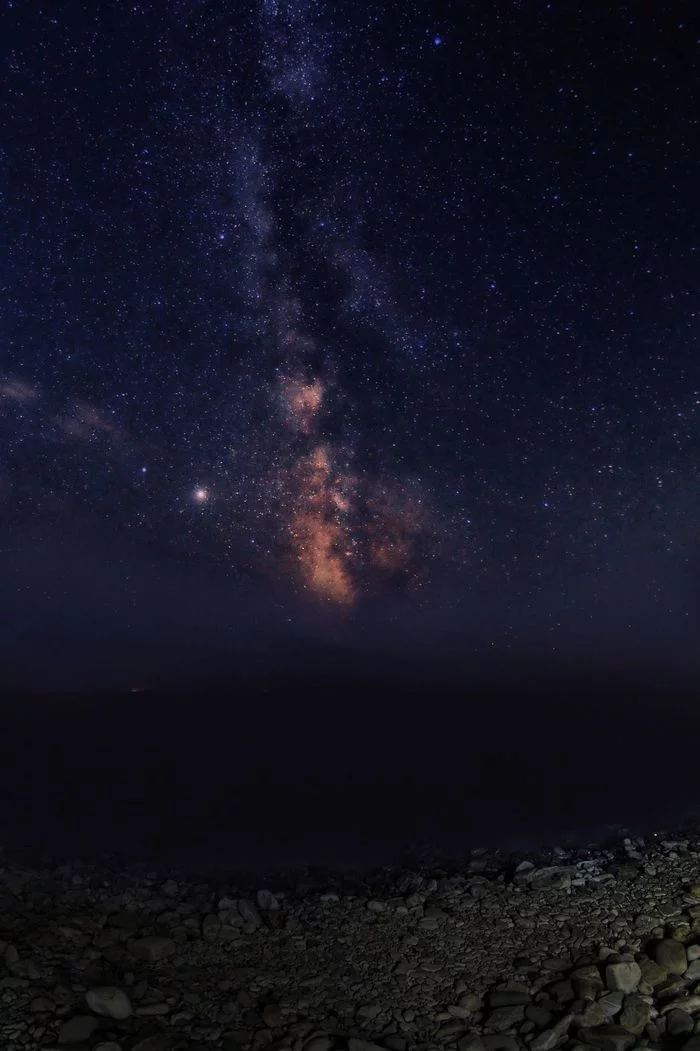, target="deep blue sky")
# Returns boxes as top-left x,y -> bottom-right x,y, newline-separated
2,1 -> 698,691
